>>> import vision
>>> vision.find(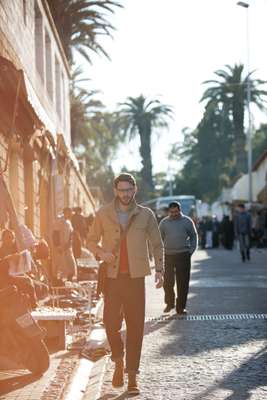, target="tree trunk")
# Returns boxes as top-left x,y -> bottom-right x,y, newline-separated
138,122 -> 154,197
233,98 -> 246,174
